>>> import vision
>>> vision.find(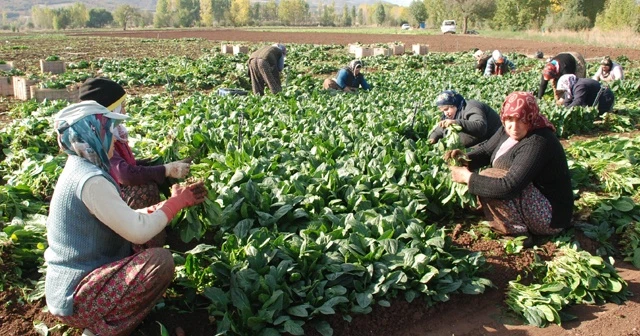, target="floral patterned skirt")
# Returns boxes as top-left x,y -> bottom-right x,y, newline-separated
56,248 -> 174,336
478,168 -> 561,236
